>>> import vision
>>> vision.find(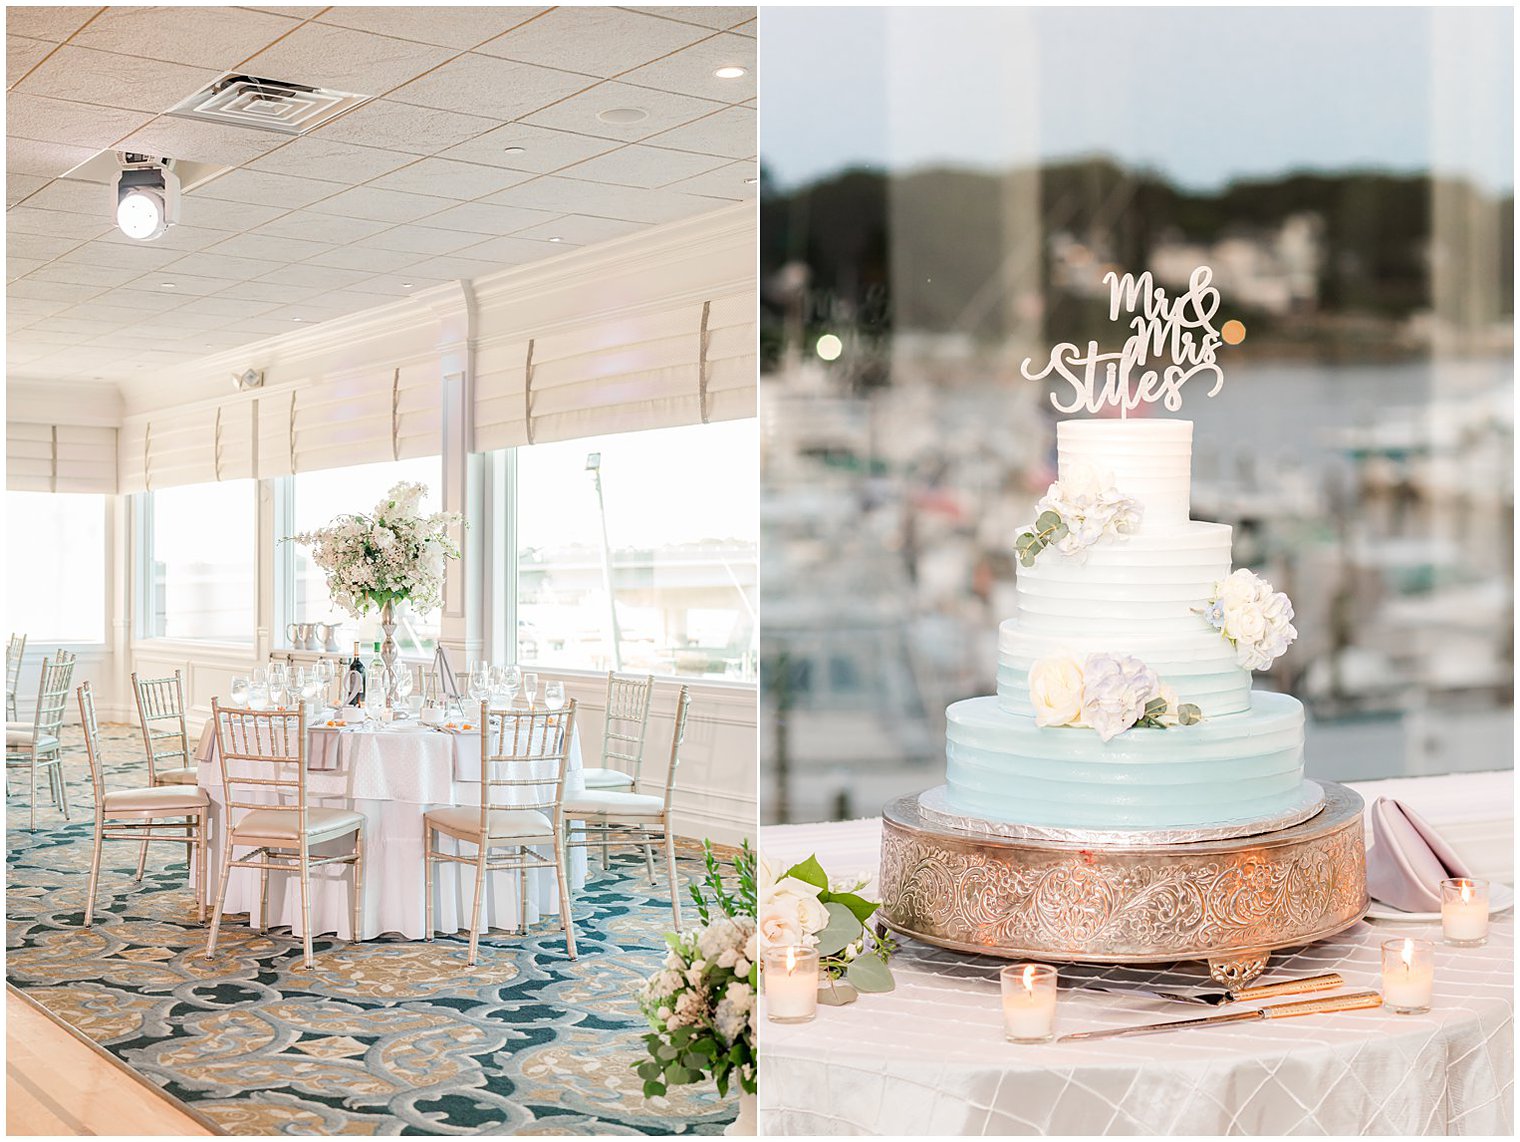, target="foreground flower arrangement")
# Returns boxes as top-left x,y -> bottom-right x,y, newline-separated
637,842 -> 756,1102
289,481 -> 463,619
1016,463 -> 1142,567
1202,568 -> 1297,670
759,852 -> 896,1001
1030,652 -> 1203,742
